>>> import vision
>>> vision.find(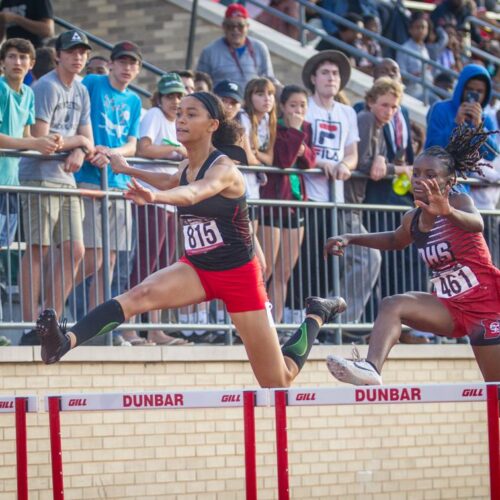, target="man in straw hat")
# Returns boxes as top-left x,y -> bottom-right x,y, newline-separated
293,50 -> 380,331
